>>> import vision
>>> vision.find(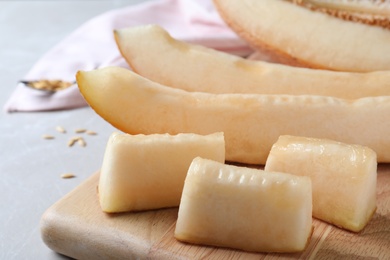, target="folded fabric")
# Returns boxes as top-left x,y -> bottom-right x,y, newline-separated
4,0 -> 253,113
